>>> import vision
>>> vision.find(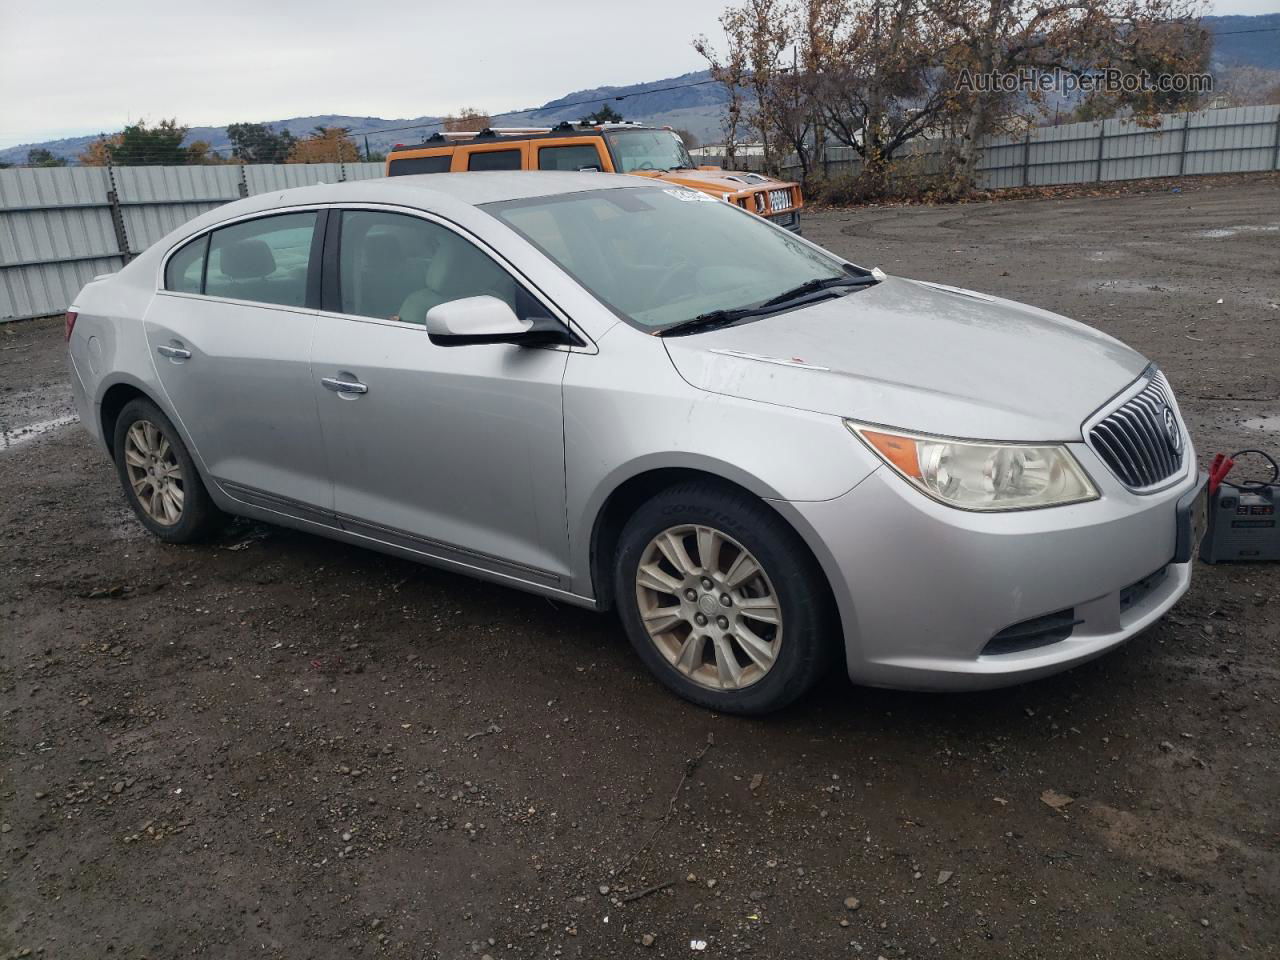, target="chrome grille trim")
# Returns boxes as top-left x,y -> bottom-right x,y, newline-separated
1086,369 -> 1186,493
767,188 -> 792,212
